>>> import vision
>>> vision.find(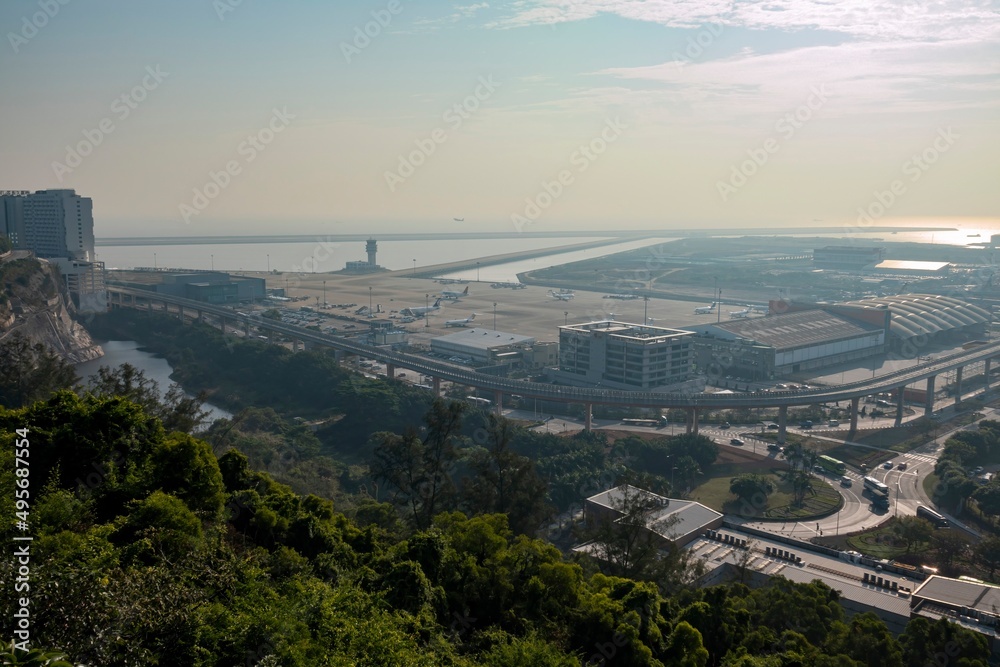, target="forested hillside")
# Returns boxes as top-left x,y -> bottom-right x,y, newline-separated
1,393 -> 991,666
